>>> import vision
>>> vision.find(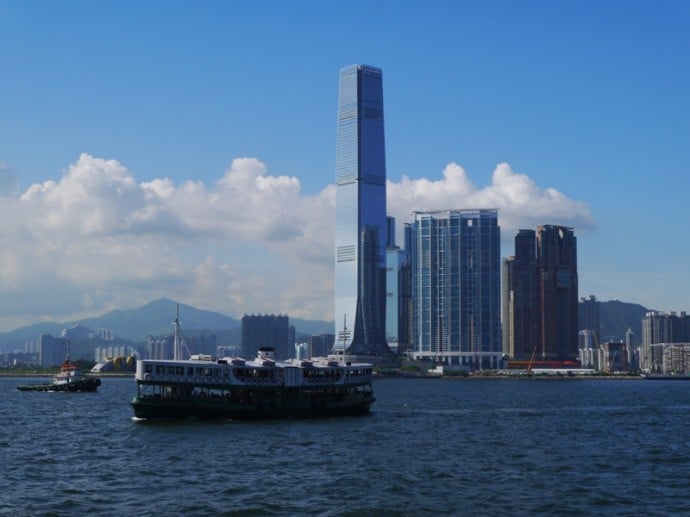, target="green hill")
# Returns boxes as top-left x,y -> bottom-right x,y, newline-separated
599,300 -> 650,345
